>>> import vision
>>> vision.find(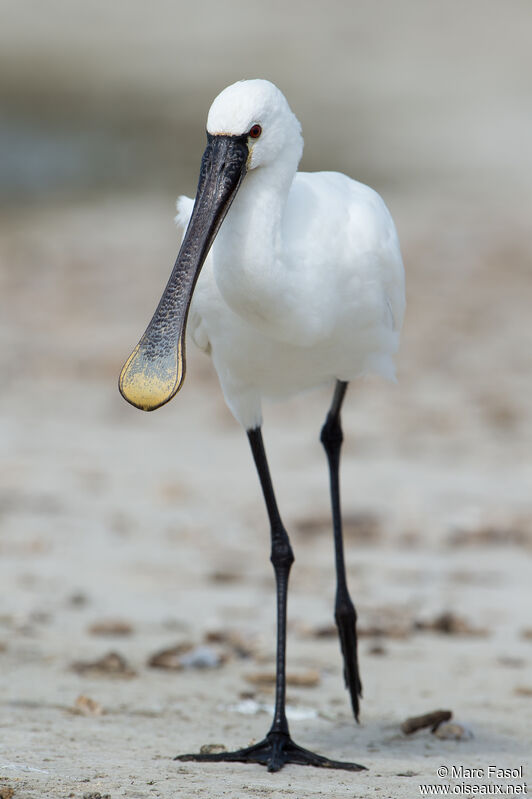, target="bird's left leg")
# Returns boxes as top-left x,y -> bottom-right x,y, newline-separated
176,426 -> 364,772
320,380 -> 362,720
